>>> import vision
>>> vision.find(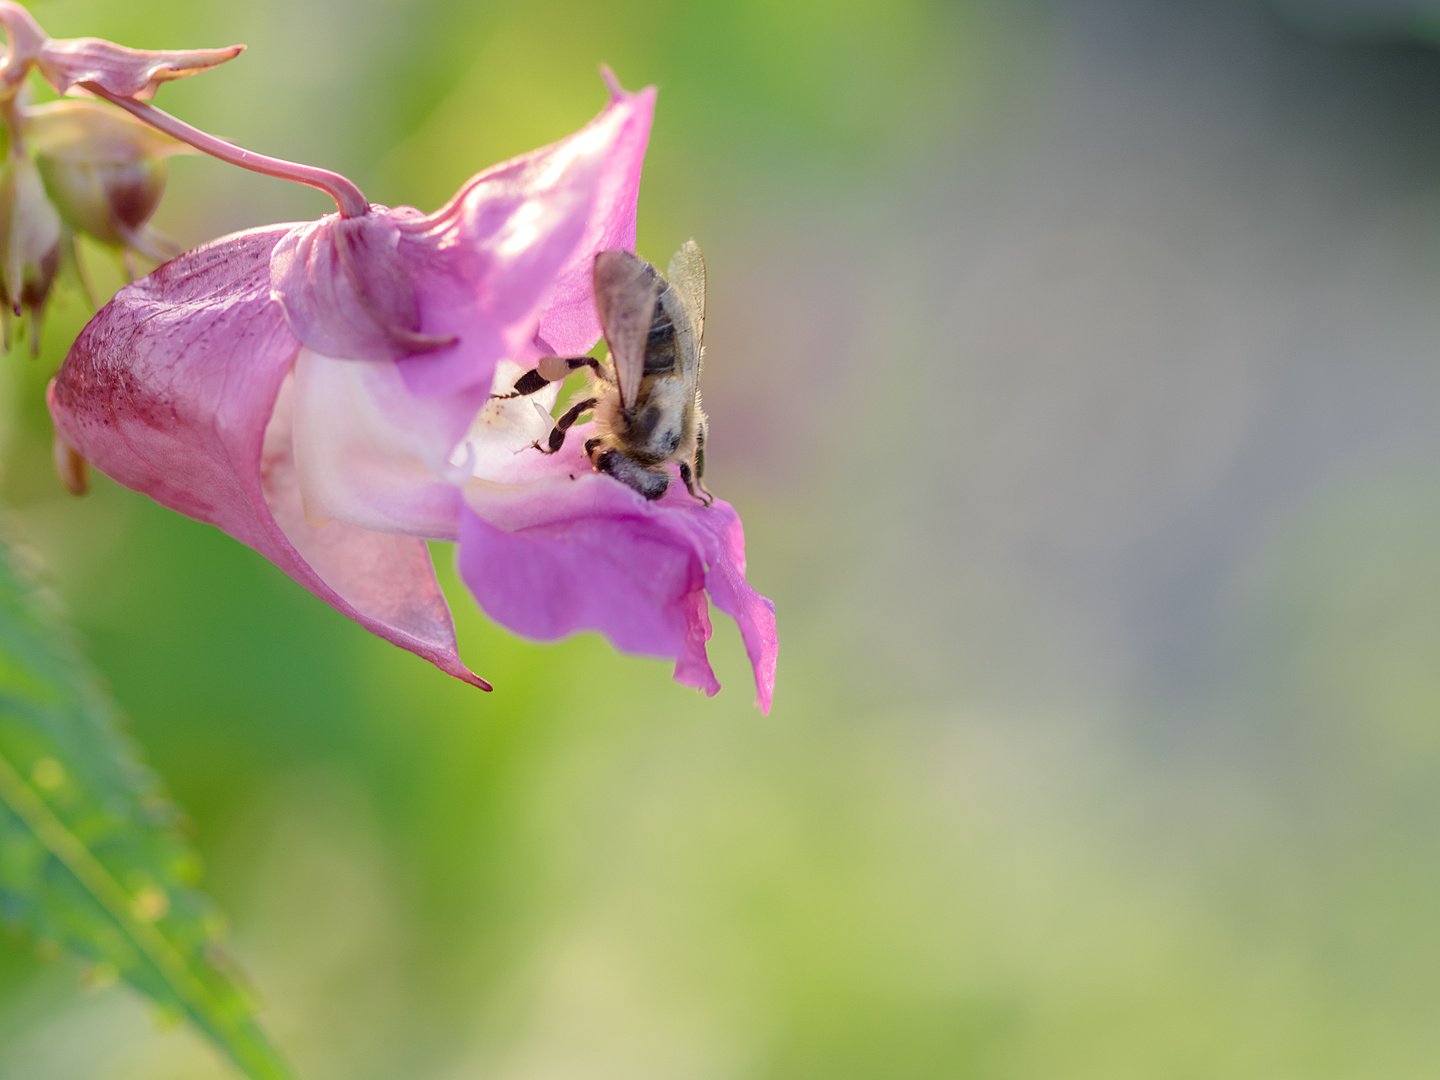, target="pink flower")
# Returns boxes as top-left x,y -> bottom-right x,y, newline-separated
48,76 -> 777,711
